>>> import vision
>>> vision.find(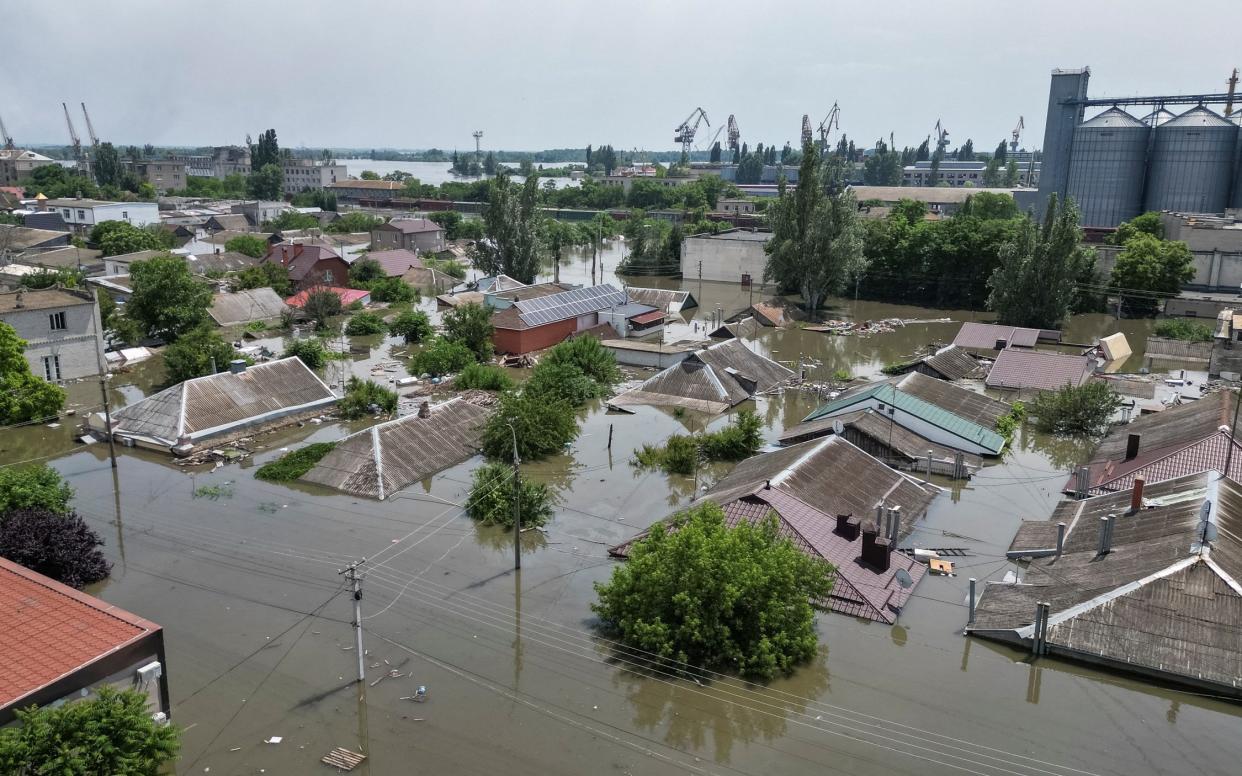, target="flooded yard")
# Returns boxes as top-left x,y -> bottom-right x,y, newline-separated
11,250 -> 1242,775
